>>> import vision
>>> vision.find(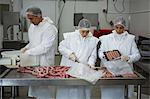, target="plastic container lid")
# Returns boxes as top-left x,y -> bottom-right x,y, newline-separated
1,50 -> 21,58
